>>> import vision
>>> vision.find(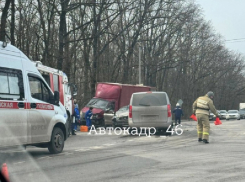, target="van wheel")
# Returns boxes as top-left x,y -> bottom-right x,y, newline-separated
48,127 -> 64,154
